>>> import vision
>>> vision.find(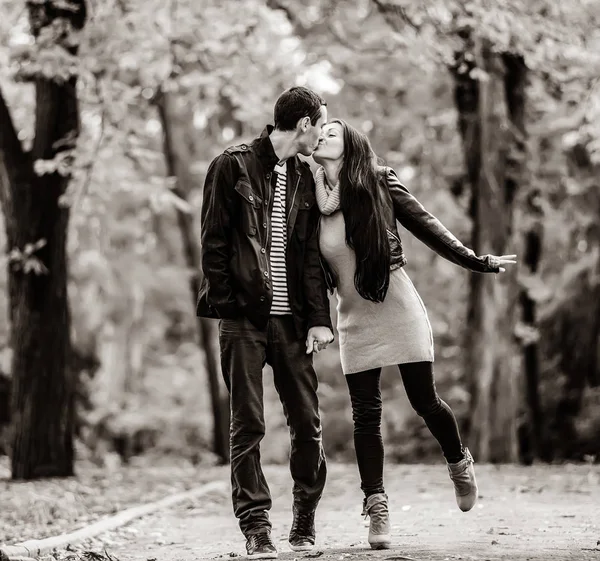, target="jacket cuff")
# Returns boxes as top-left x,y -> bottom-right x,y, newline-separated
307,313 -> 333,332
482,255 -> 501,273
